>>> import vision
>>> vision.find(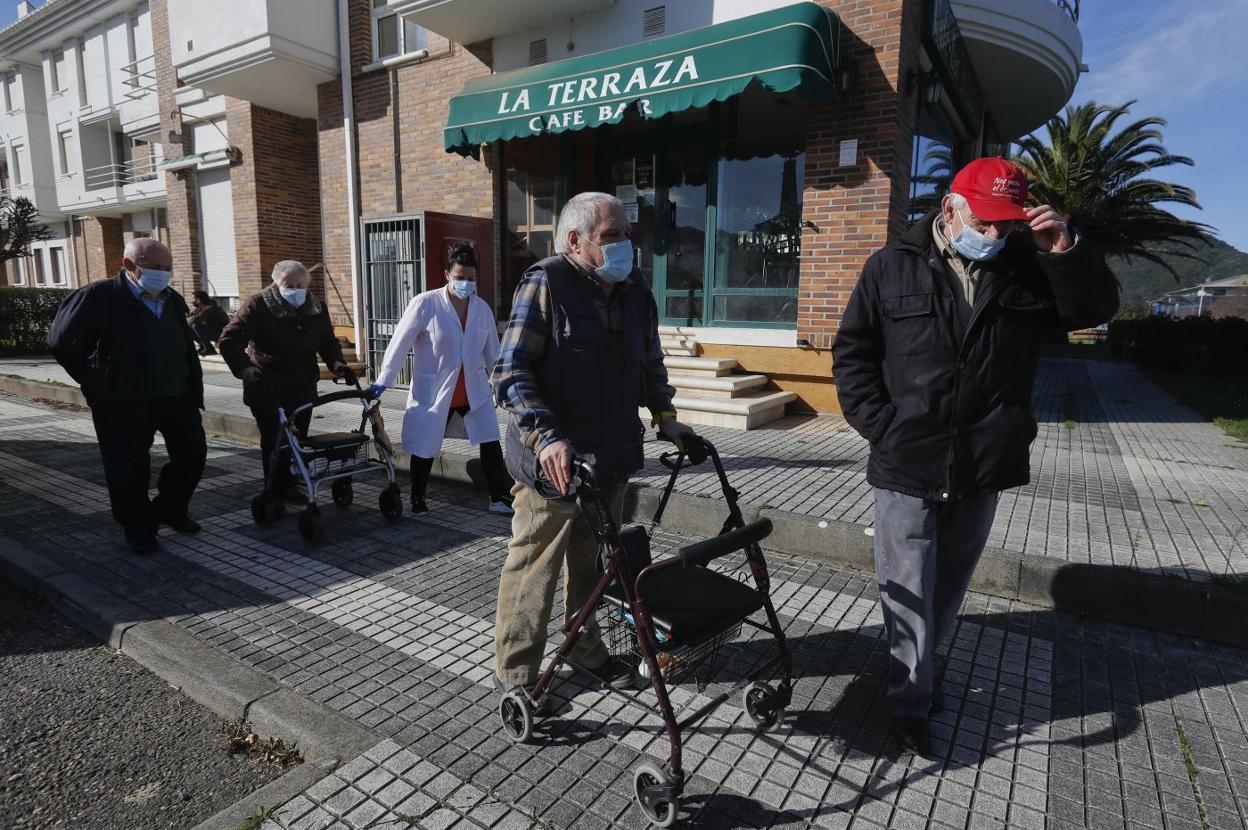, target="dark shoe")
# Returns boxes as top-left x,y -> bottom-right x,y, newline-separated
127,535 -> 159,555
163,515 -> 202,534
282,485 -> 307,503
891,716 -> 933,757
587,656 -> 640,690
494,676 -> 552,716
411,499 -> 428,515
930,688 -> 945,715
